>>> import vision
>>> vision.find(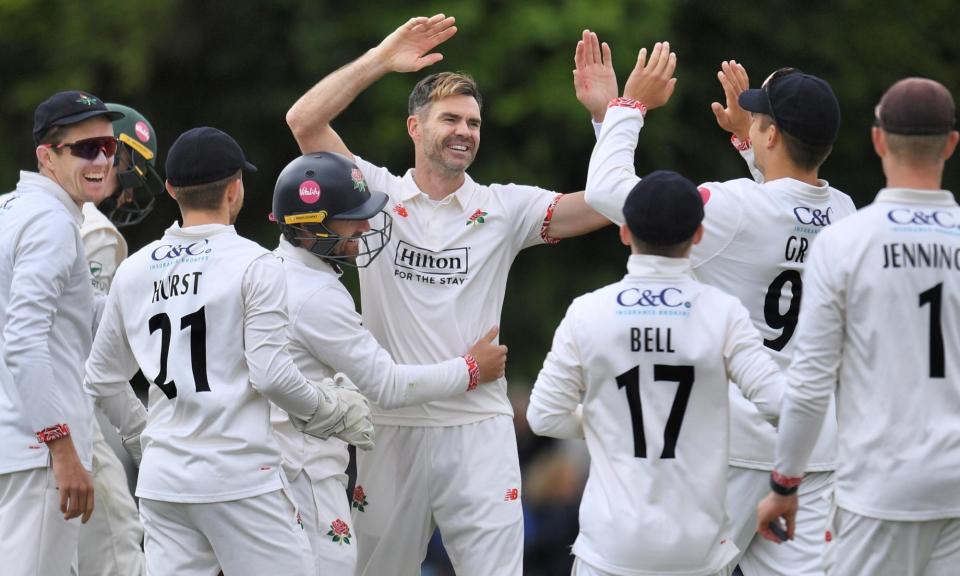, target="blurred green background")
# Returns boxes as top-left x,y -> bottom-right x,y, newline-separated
2,0 -> 958,390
